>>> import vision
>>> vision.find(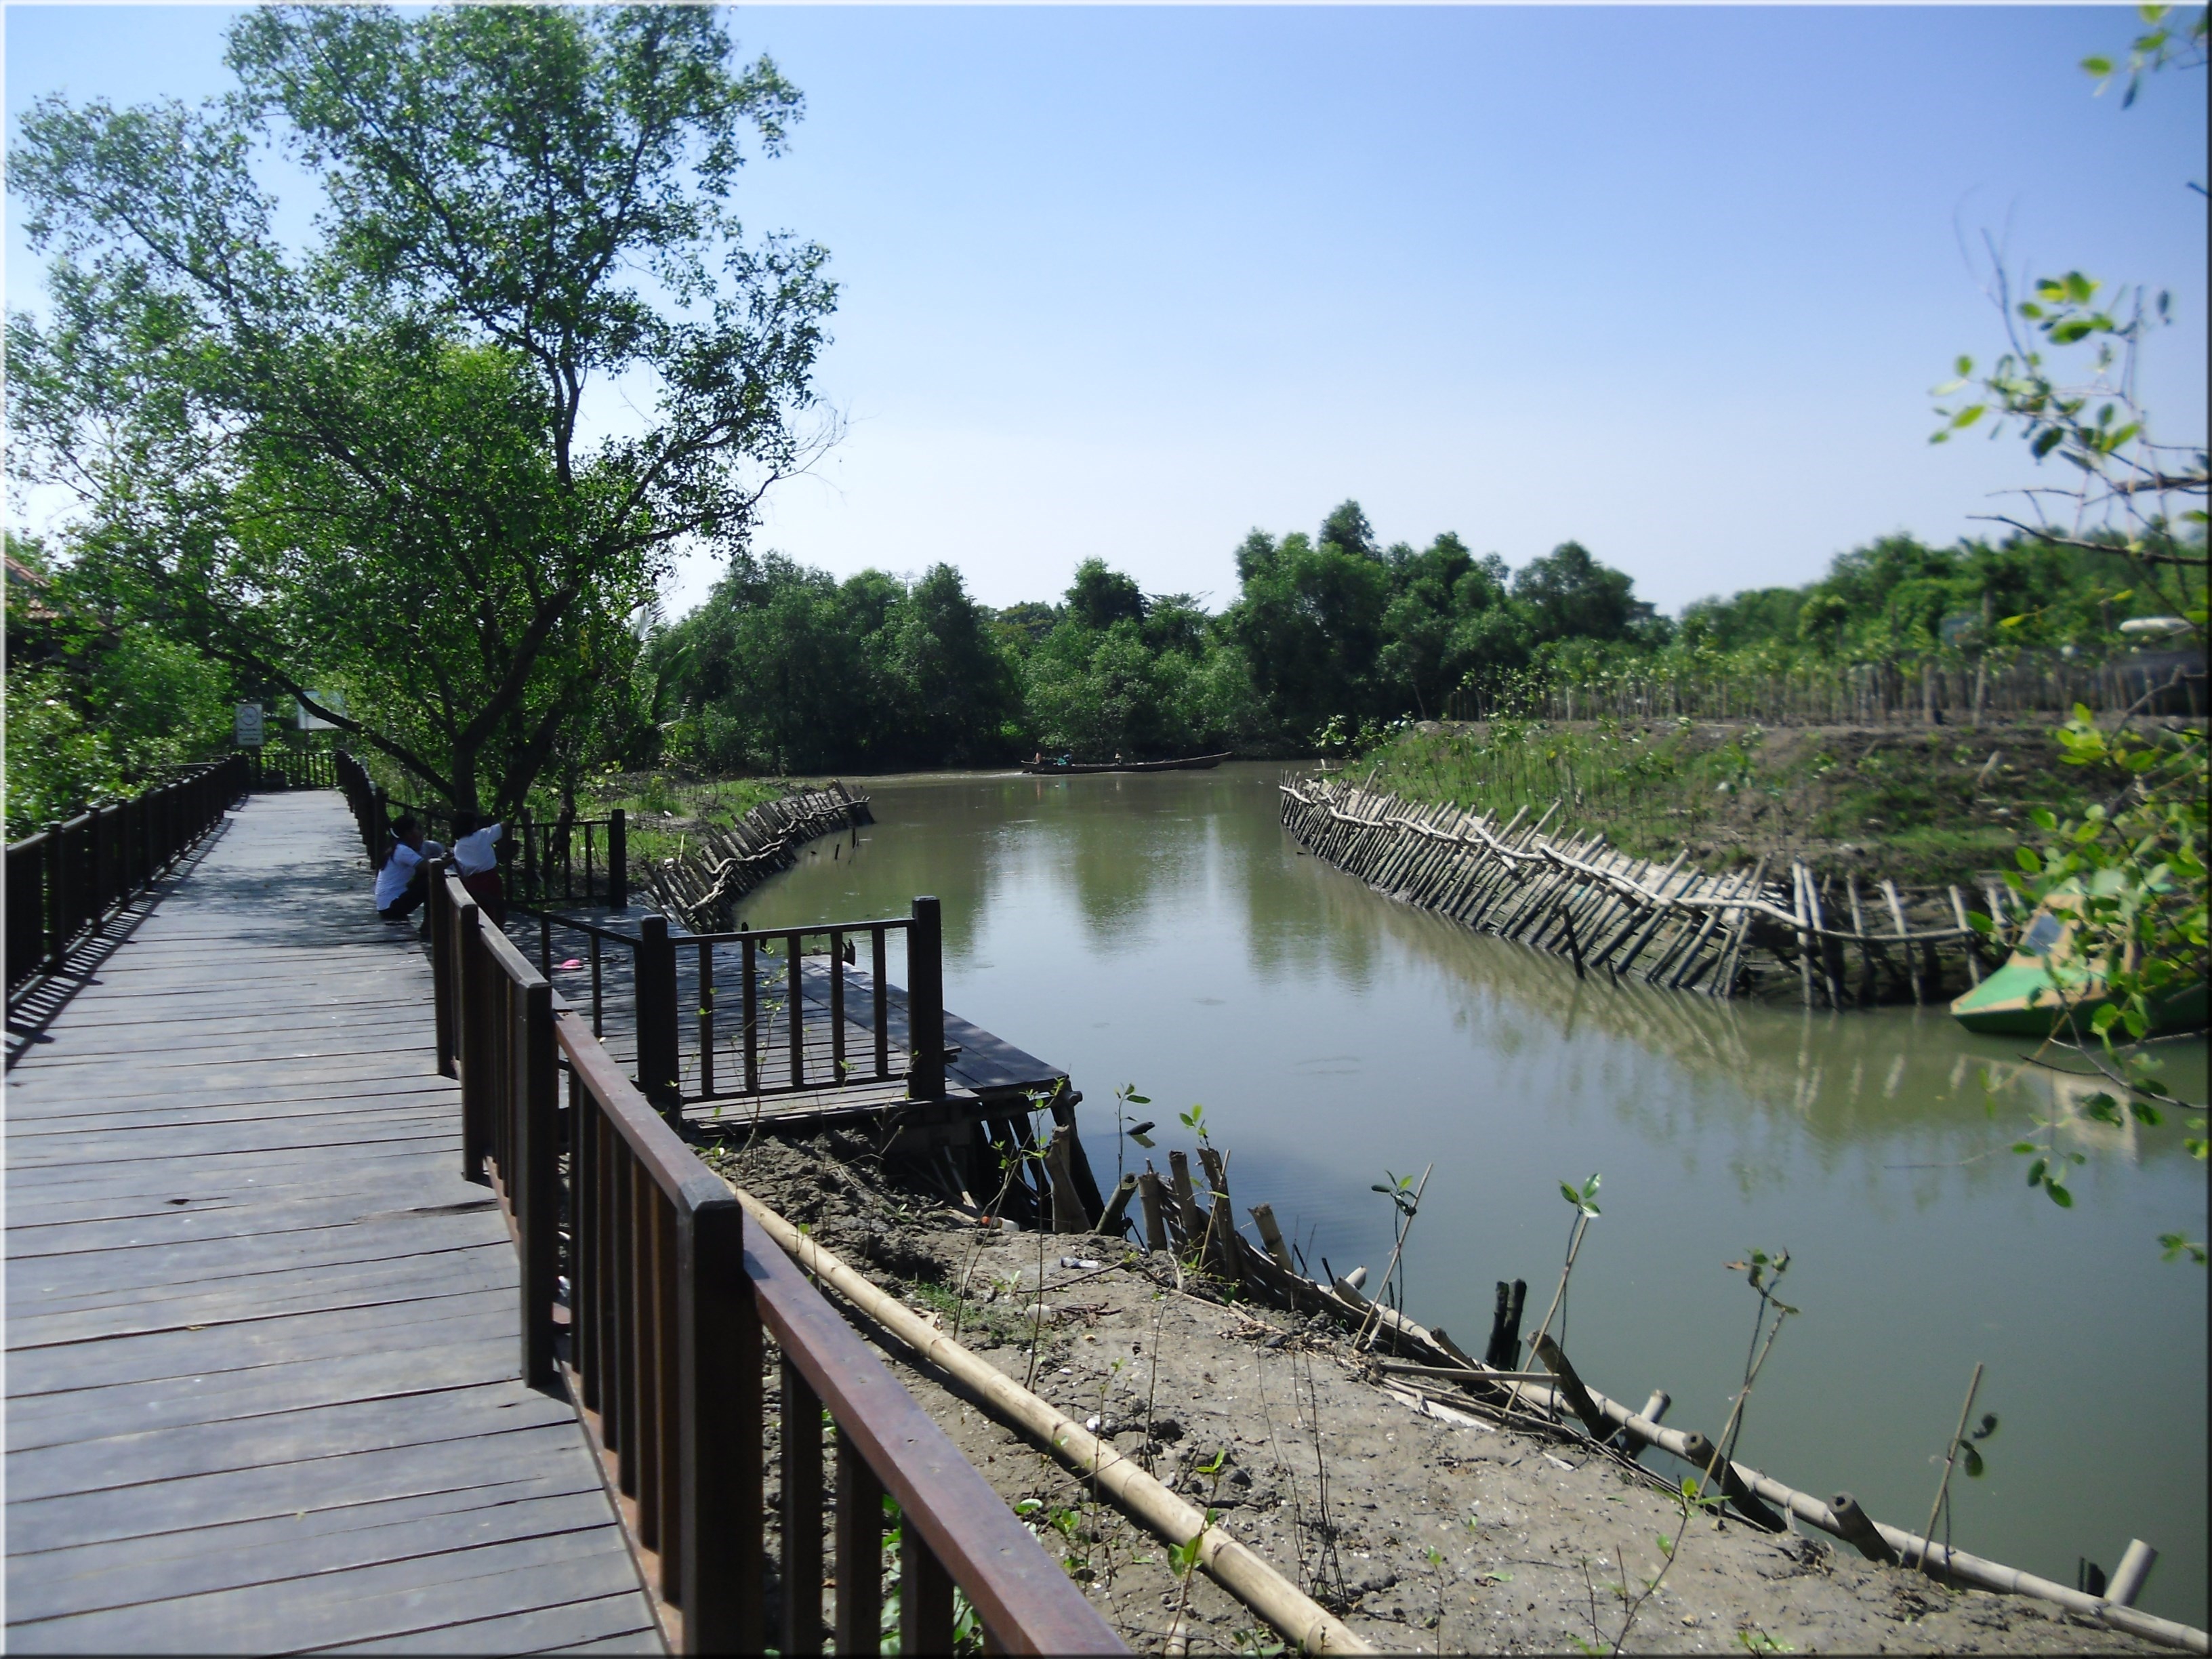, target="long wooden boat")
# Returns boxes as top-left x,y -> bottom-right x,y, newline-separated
1019,752 -> 1232,775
